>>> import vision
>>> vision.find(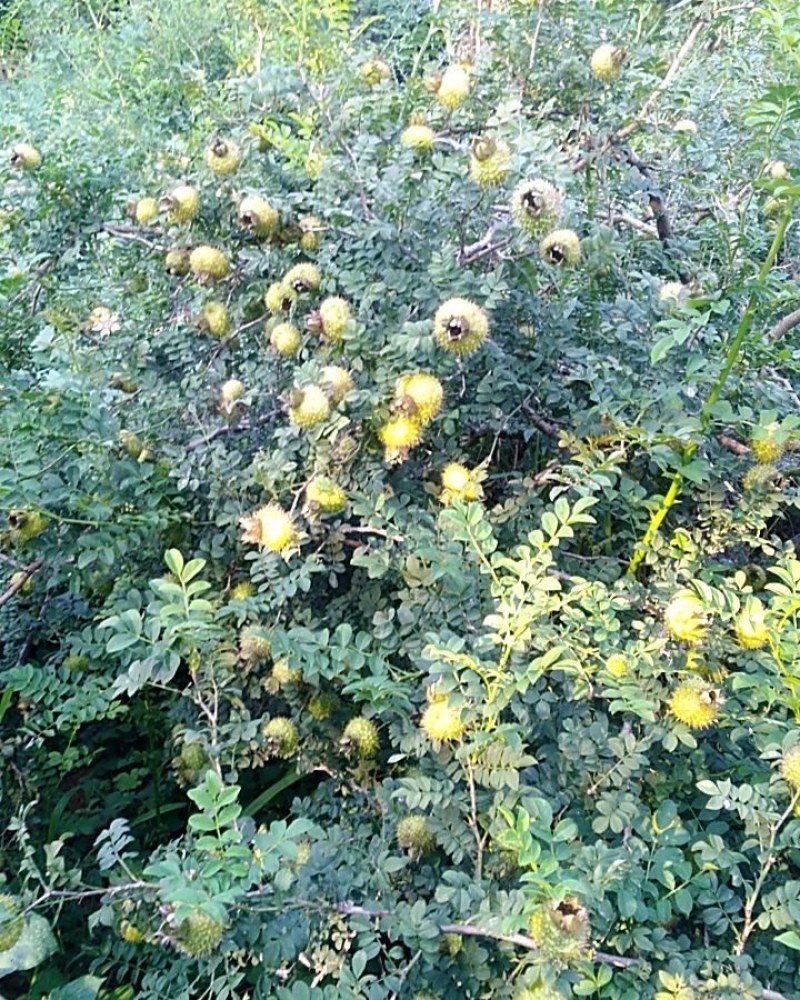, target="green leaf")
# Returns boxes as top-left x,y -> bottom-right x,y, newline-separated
775,930 -> 800,950
0,914 -> 57,977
